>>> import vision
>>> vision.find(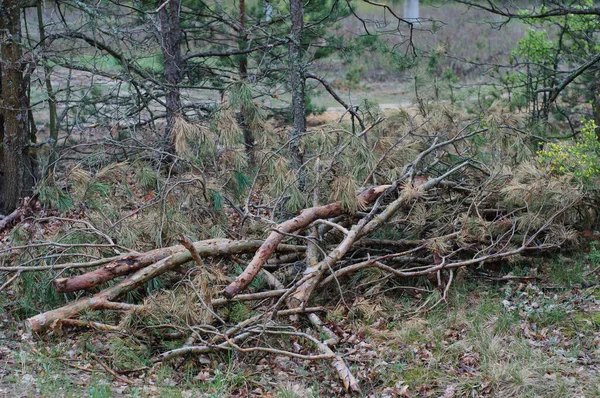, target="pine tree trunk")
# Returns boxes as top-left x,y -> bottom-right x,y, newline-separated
593,70 -> 600,141
238,0 -> 255,165
288,0 -> 306,185
158,0 -> 182,154
37,3 -> 58,175
0,56 -> 4,193
0,0 -> 32,212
